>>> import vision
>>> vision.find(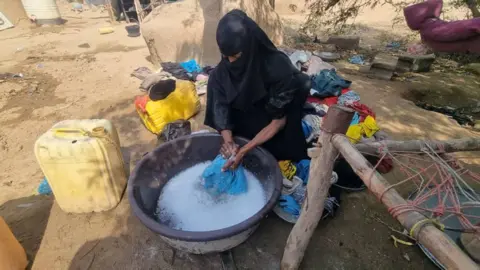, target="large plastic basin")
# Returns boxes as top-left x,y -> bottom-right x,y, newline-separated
128,133 -> 282,254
